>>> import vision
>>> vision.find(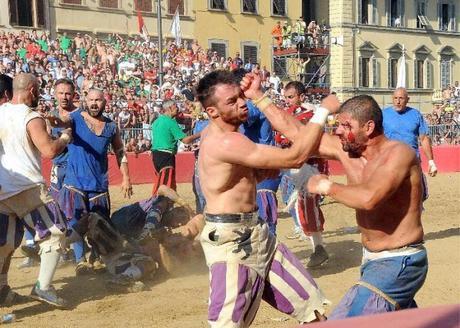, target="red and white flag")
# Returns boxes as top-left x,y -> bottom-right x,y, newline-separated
136,0 -> 149,41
